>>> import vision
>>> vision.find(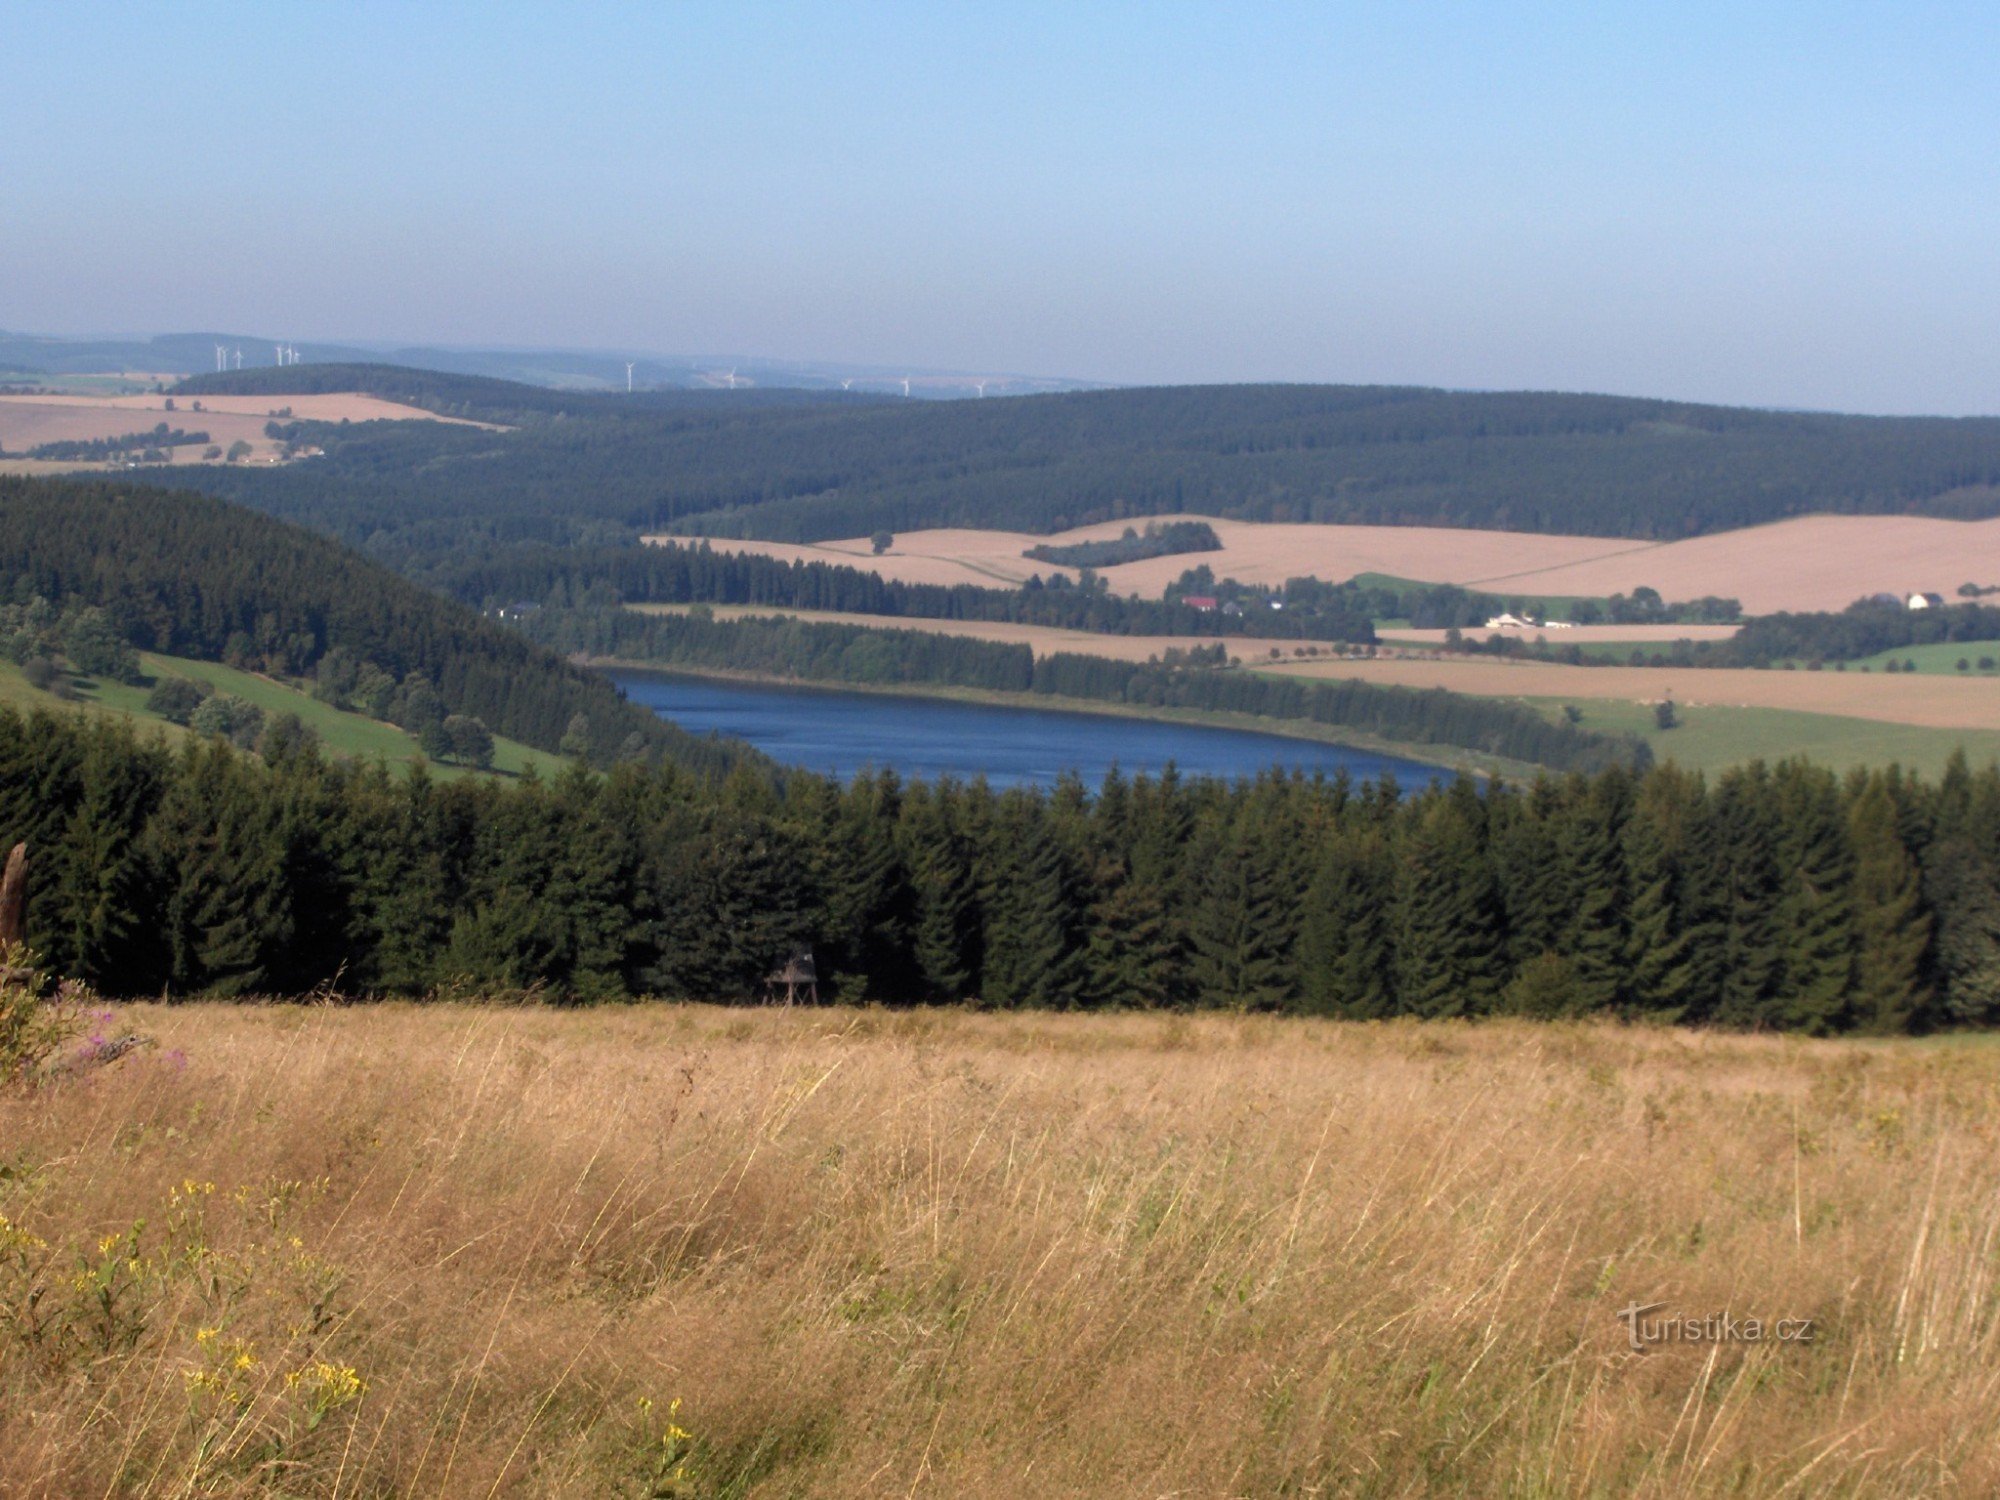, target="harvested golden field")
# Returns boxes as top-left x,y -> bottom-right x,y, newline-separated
636,602 -> 1738,664
6,1003 -> 2000,1497
1269,655 -> 2000,731
0,392 -> 491,468
670,512 -> 2000,614
633,602 -> 1334,662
